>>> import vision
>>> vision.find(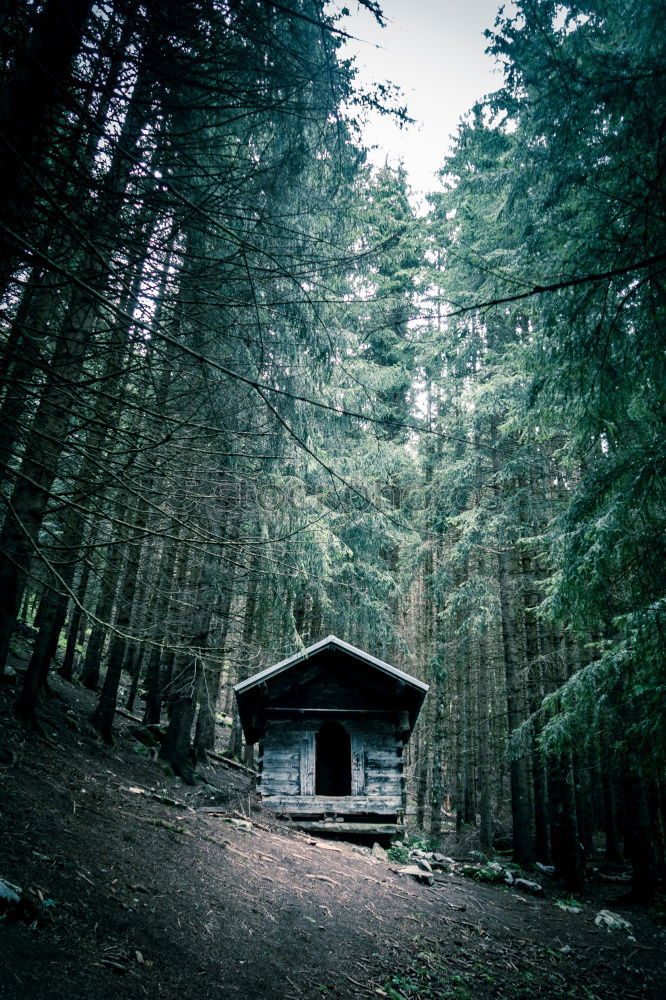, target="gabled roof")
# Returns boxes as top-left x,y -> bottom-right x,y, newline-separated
234,634 -> 428,697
